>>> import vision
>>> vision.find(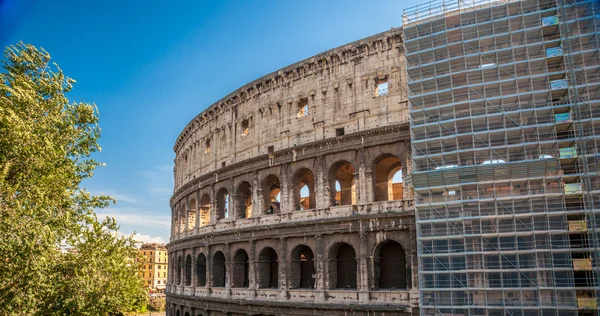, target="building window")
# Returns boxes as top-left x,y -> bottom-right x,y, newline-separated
335,128 -> 345,136
205,139 -> 211,154
297,98 -> 308,118
268,145 -> 274,154
241,119 -> 249,137
374,78 -> 388,97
